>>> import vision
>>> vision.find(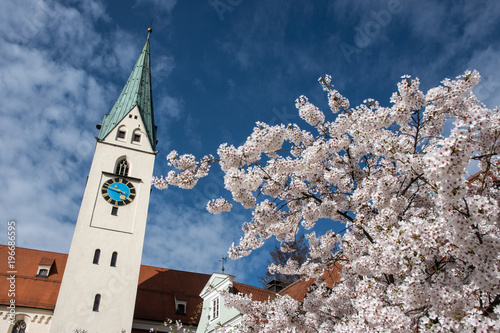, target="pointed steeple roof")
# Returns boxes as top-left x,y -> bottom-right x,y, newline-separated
98,33 -> 157,150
